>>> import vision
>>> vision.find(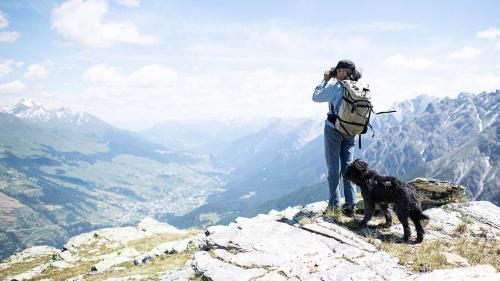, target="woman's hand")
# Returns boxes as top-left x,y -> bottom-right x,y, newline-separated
324,70 -> 332,82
